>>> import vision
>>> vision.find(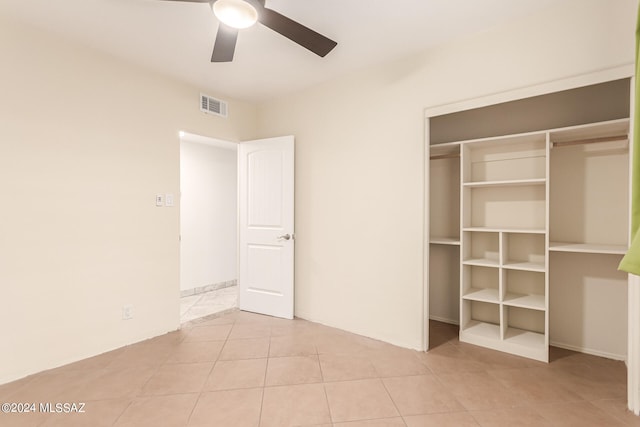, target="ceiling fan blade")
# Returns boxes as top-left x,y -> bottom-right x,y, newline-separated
258,8 -> 337,57
211,24 -> 238,62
